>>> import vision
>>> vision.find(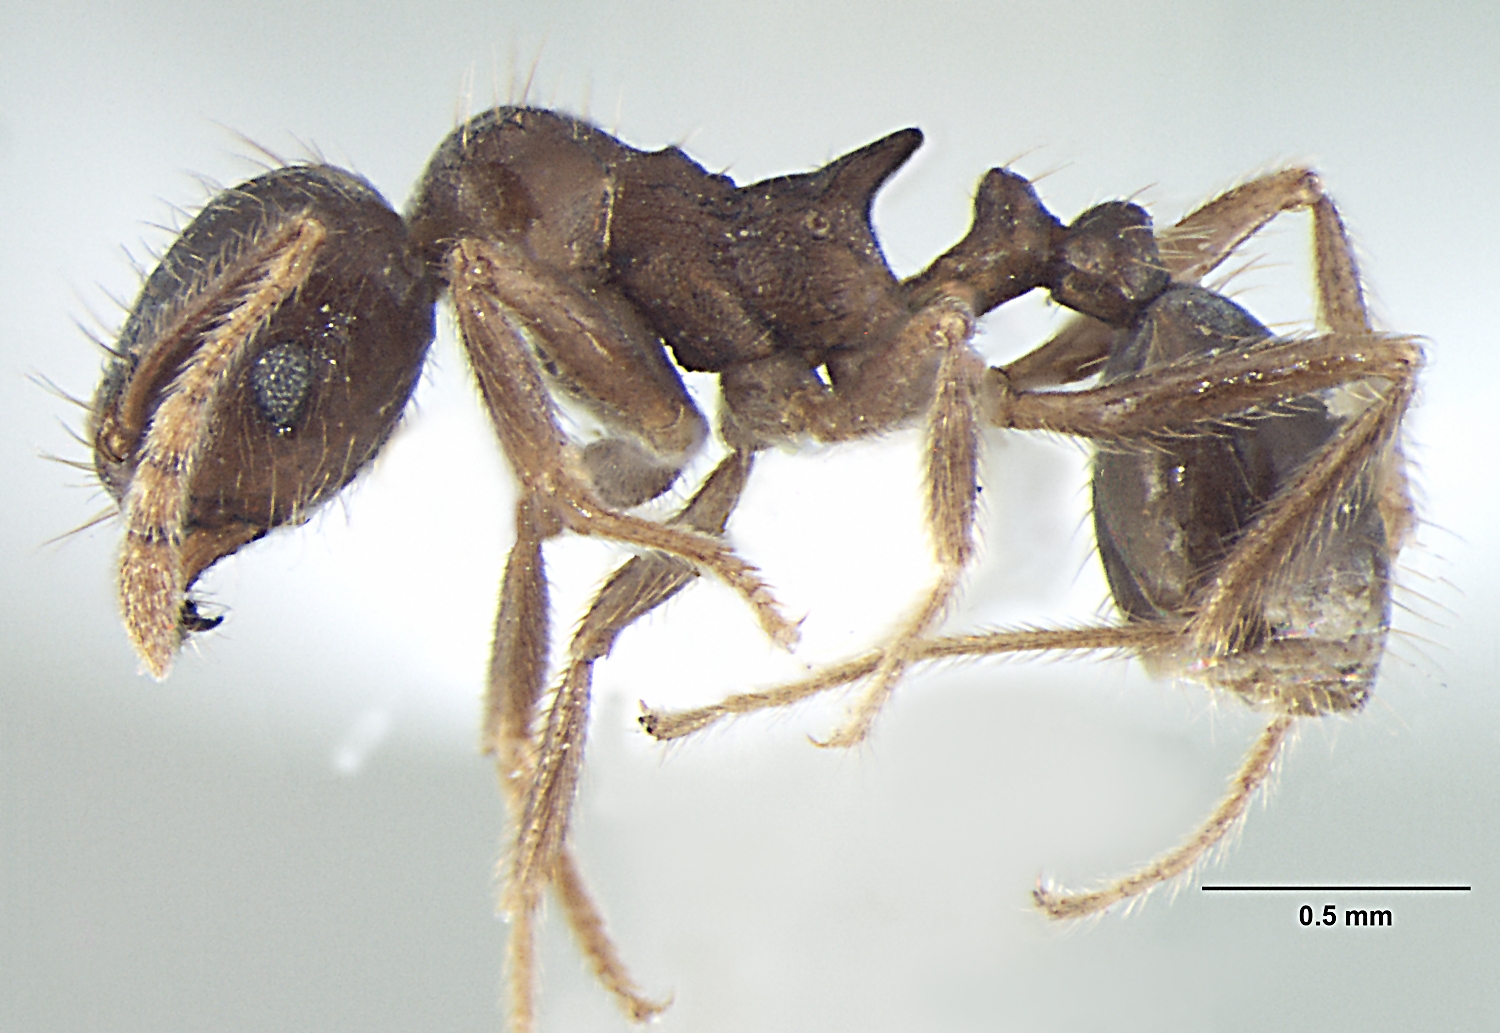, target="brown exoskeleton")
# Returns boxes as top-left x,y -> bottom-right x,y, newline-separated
89,105 -> 1418,1029
641,166 -> 1421,919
